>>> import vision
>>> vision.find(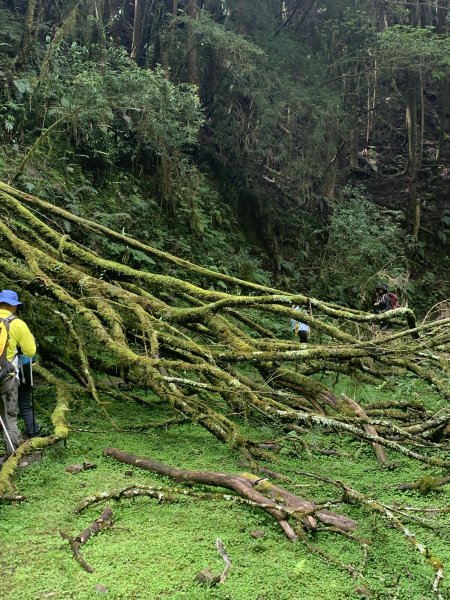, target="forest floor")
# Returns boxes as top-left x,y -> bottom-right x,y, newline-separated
1,375 -> 450,600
